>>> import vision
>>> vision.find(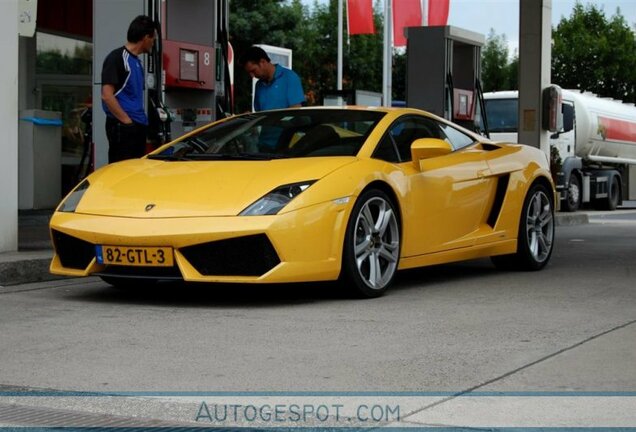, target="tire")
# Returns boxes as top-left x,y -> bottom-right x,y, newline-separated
595,176 -> 620,211
492,183 -> 555,271
99,276 -> 157,290
563,173 -> 581,212
340,189 -> 400,298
